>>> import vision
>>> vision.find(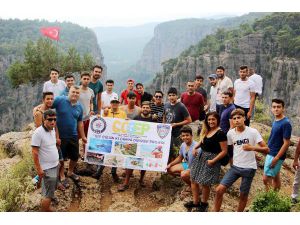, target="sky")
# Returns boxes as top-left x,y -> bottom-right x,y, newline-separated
0,0 -> 299,27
